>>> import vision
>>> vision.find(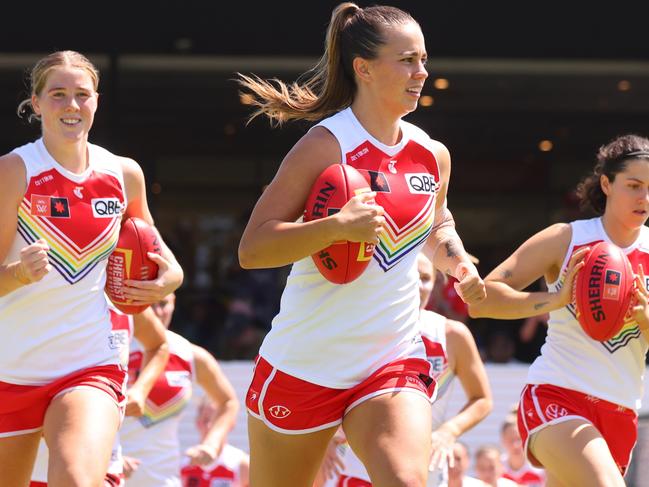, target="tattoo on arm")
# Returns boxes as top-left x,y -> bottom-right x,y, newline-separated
501,270 -> 513,279
534,302 -> 549,310
445,240 -> 460,259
